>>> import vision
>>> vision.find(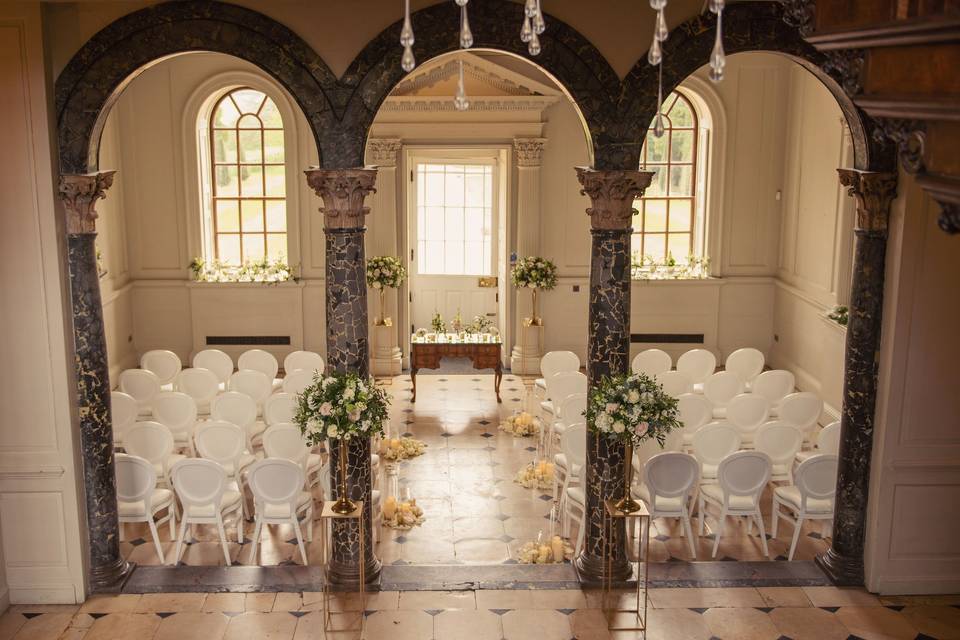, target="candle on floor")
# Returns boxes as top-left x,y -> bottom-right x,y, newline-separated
390,438 -> 401,450
551,535 -> 564,563
383,496 -> 398,519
